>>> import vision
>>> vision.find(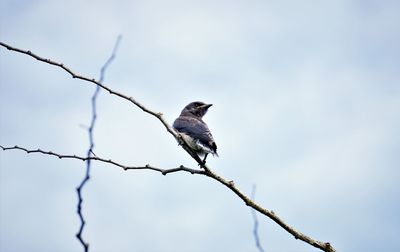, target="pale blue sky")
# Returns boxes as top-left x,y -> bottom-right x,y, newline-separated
1,0 -> 399,251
